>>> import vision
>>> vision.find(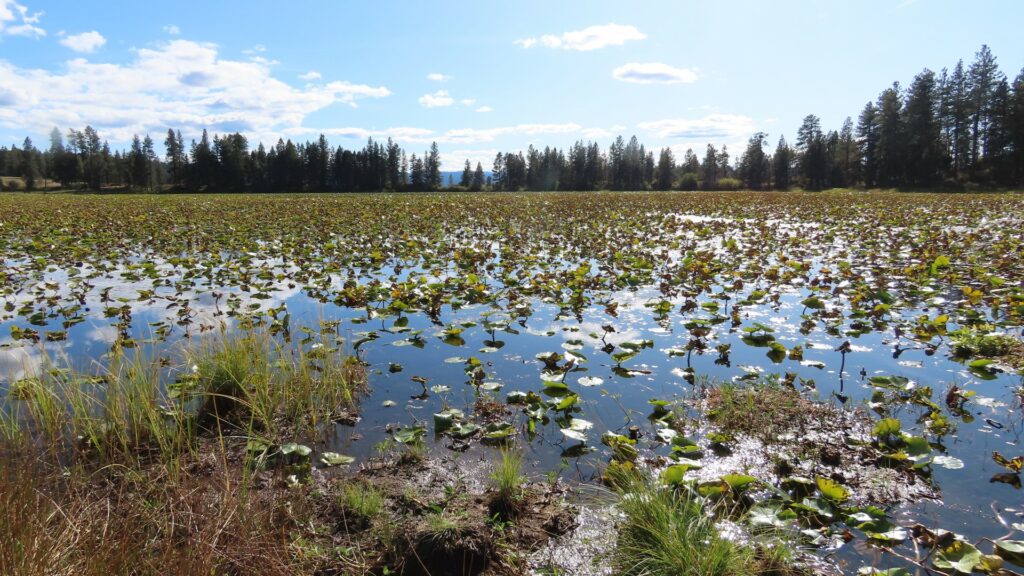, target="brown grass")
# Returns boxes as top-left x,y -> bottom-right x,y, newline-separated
0,452 -> 303,576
